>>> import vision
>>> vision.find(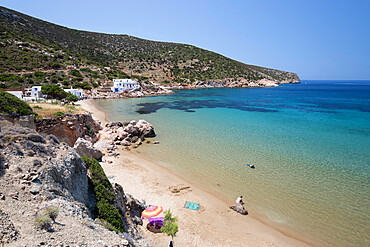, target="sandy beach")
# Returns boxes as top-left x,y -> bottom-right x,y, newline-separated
79,99 -> 313,247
